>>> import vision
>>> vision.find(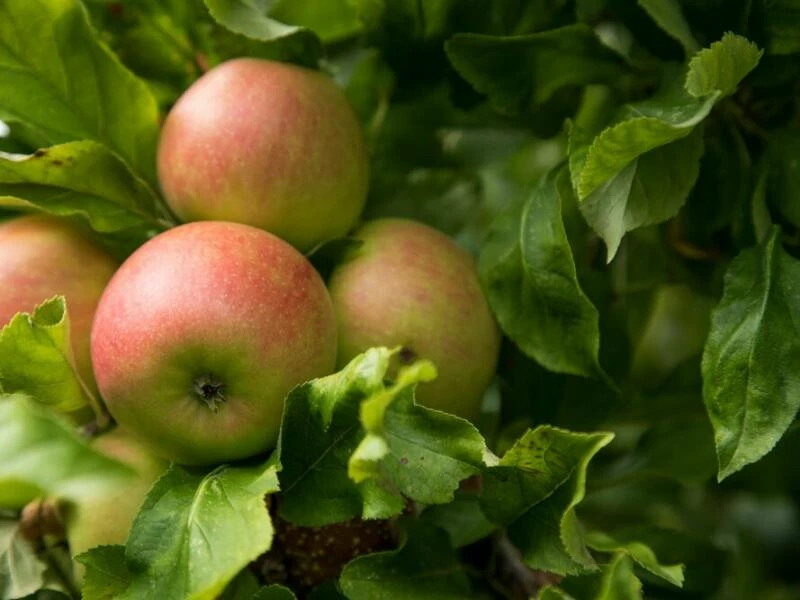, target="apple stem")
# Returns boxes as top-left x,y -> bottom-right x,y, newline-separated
192,374 -> 226,413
